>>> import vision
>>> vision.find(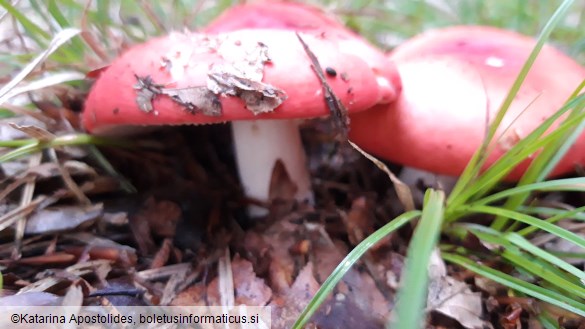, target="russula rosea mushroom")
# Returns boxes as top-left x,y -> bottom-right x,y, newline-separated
199,1 -> 401,214
349,25 -> 585,181
83,29 -> 400,216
